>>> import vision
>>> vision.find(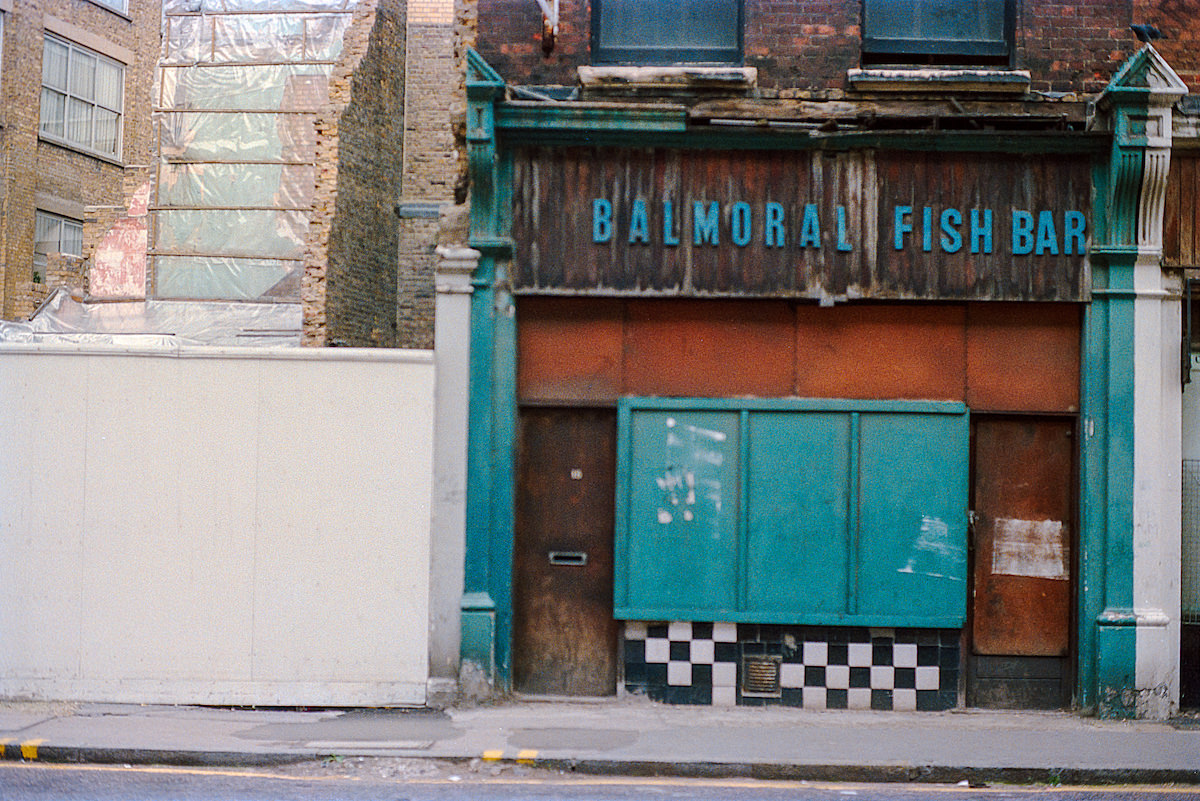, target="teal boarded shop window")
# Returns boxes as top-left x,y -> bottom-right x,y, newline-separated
591,0 -> 742,65
615,398 -> 970,628
862,0 -> 1013,62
